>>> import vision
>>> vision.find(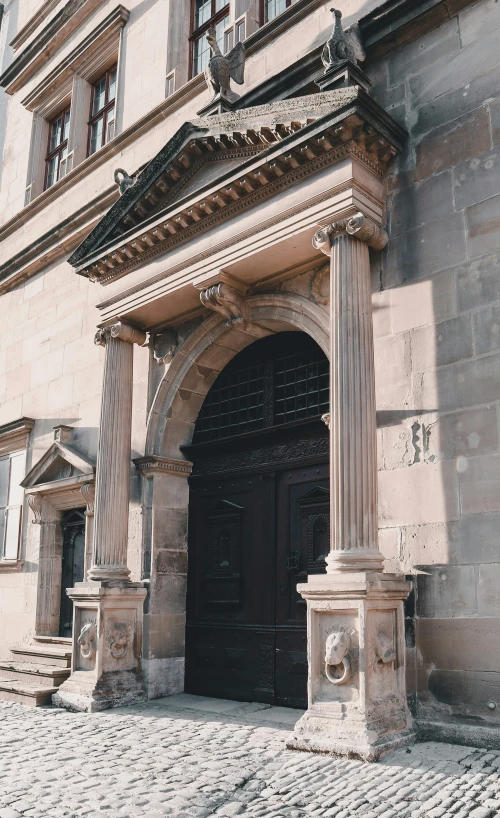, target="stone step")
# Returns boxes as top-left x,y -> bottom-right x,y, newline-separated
0,678 -> 57,707
33,635 -> 72,646
0,660 -> 70,685
10,644 -> 72,668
